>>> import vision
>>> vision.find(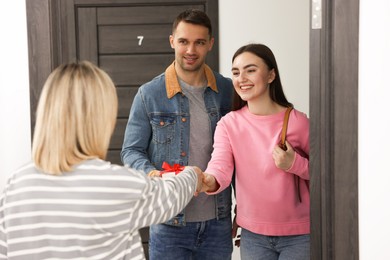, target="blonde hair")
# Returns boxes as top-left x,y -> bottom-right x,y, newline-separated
32,61 -> 118,174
